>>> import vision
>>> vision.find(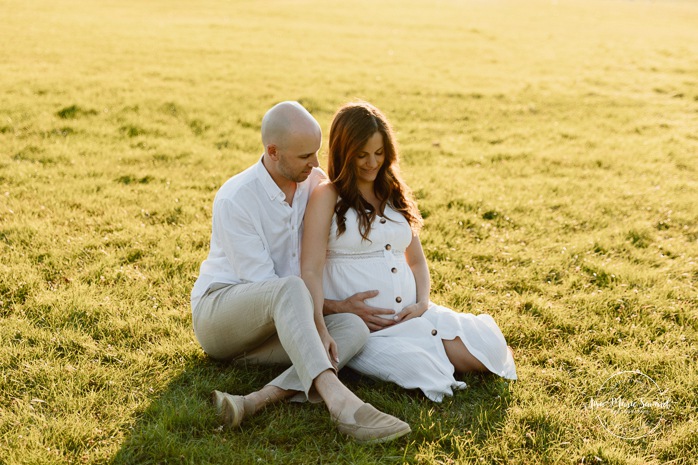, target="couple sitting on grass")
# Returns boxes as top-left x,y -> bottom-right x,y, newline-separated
190,100 -> 517,444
